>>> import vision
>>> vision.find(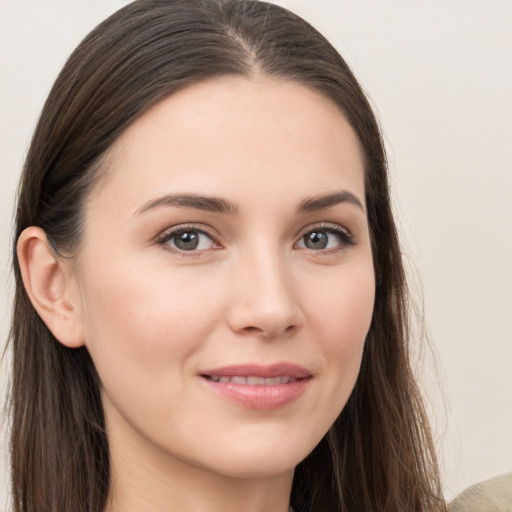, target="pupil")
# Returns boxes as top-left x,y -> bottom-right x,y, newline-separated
305,231 -> 327,250
175,231 -> 199,250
